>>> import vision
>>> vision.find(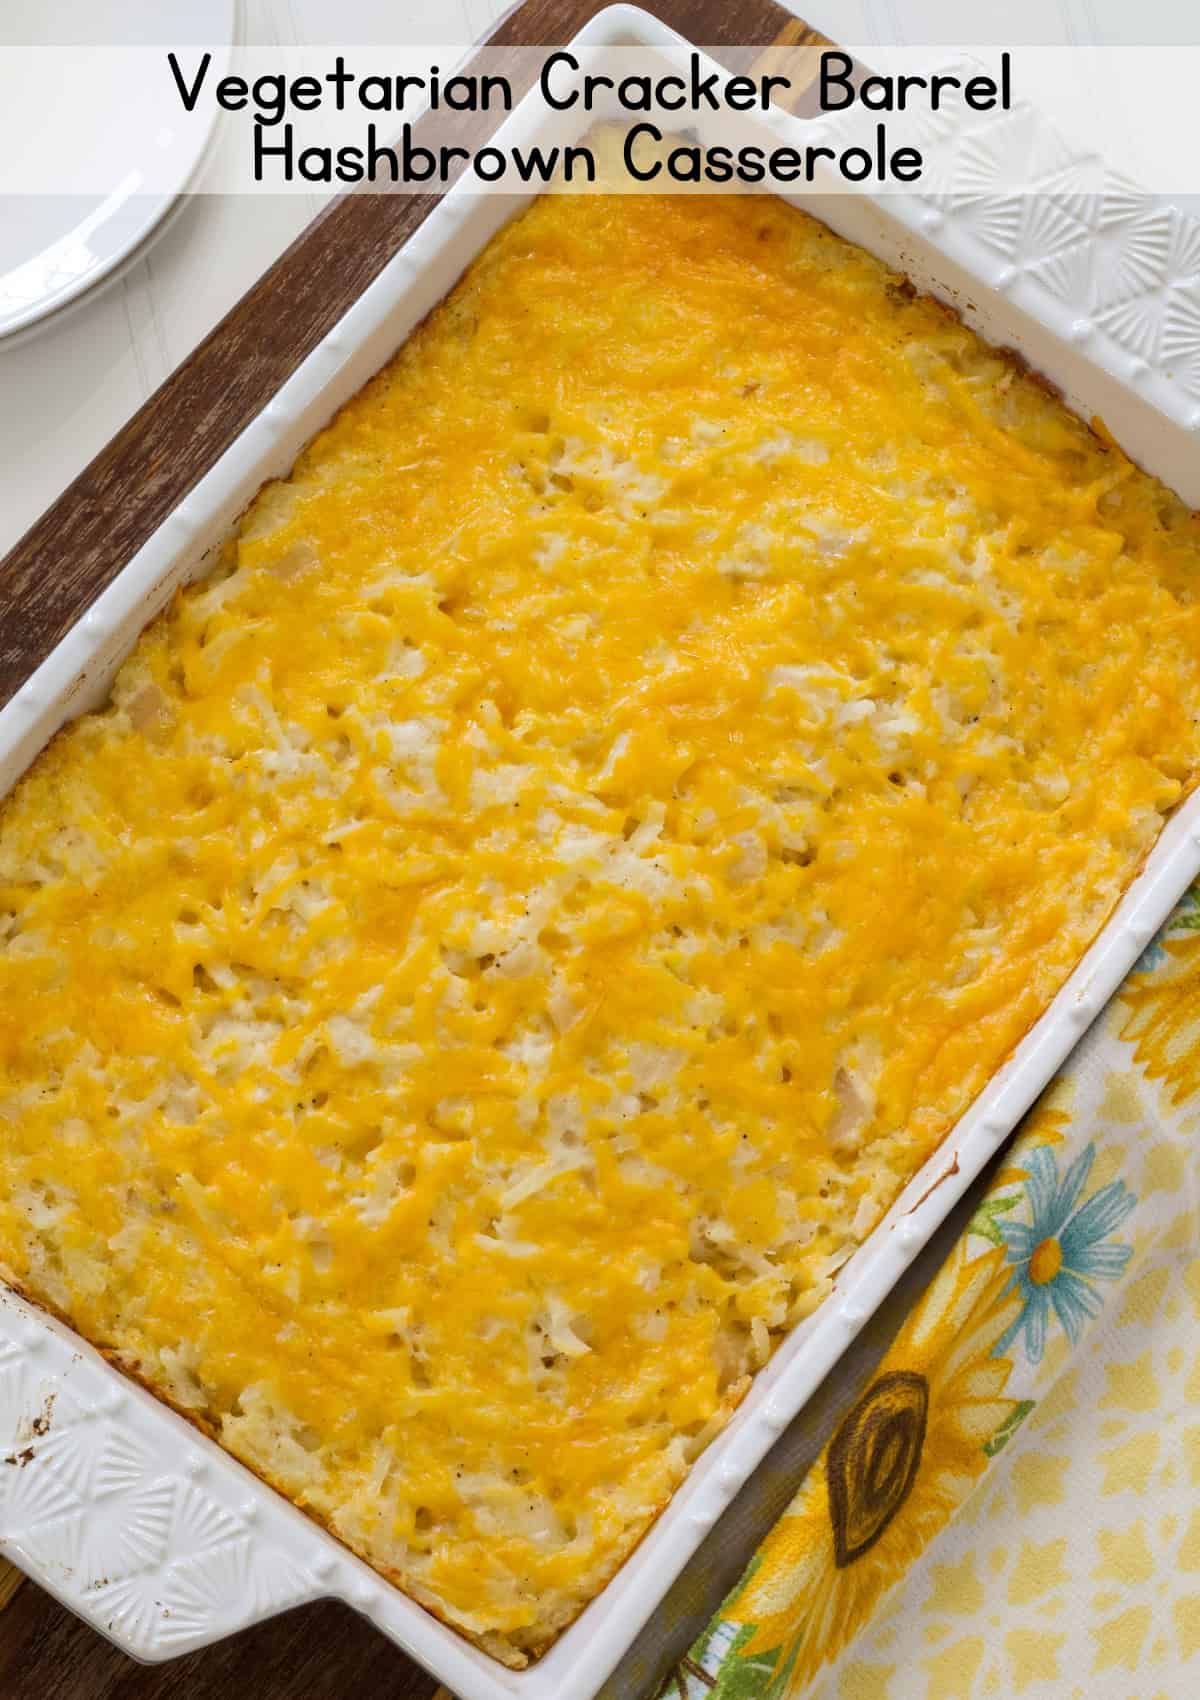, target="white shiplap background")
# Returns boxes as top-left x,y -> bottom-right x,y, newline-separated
0,0 -> 1196,554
